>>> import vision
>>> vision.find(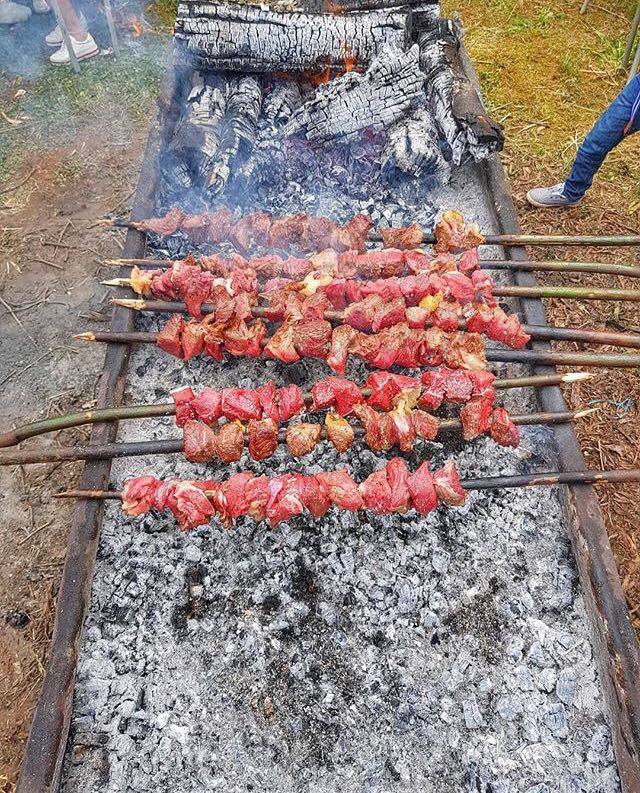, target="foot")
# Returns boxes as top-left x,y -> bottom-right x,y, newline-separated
0,1 -> 31,24
526,182 -> 582,208
46,12 -> 84,45
32,0 -> 49,12
49,32 -> 99,65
